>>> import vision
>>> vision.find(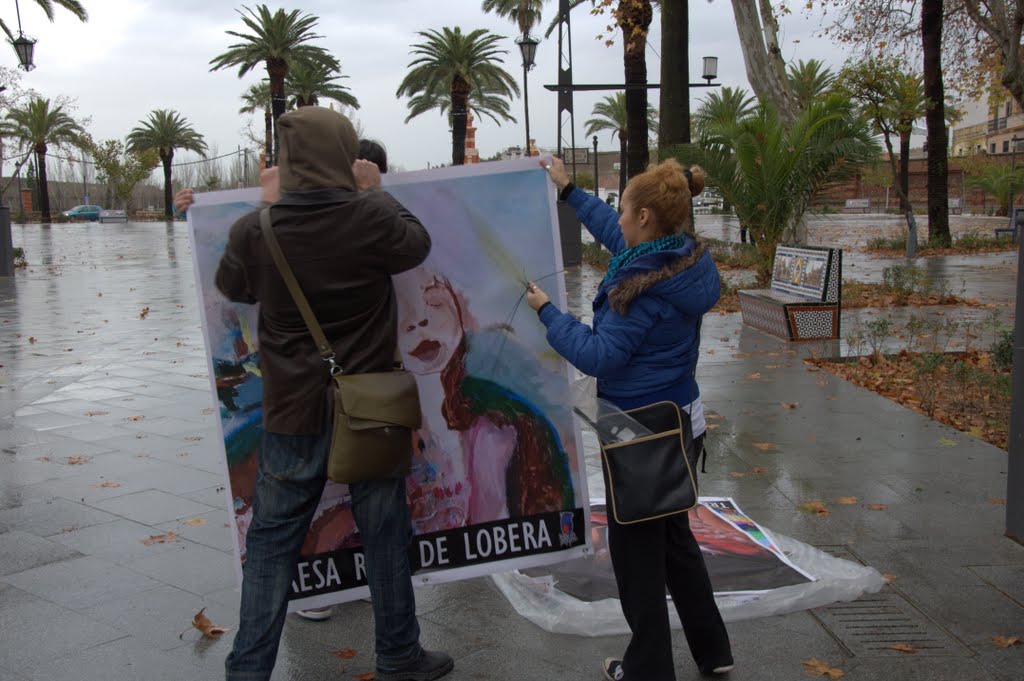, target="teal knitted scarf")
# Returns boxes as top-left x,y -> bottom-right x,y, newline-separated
602,234 -> 688,285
